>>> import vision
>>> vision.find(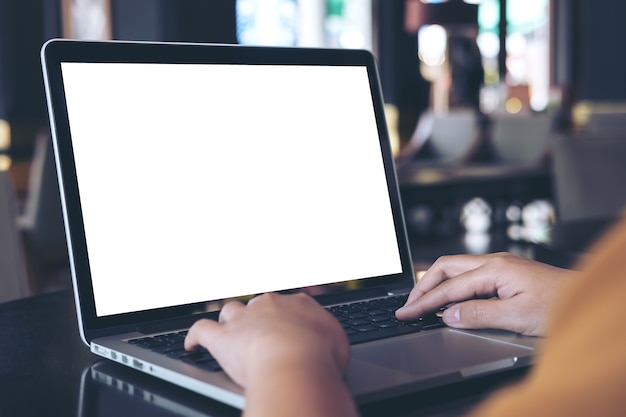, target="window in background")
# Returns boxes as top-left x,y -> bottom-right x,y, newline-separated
62,0 -> 111,40
477,0 -> 550,113
324,0 -> 372,49
417,24 -> 449,113
236,0 -> 372,50
506,0 -> 550,112
476,0 -> 500,84
236,0 -> 299,46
